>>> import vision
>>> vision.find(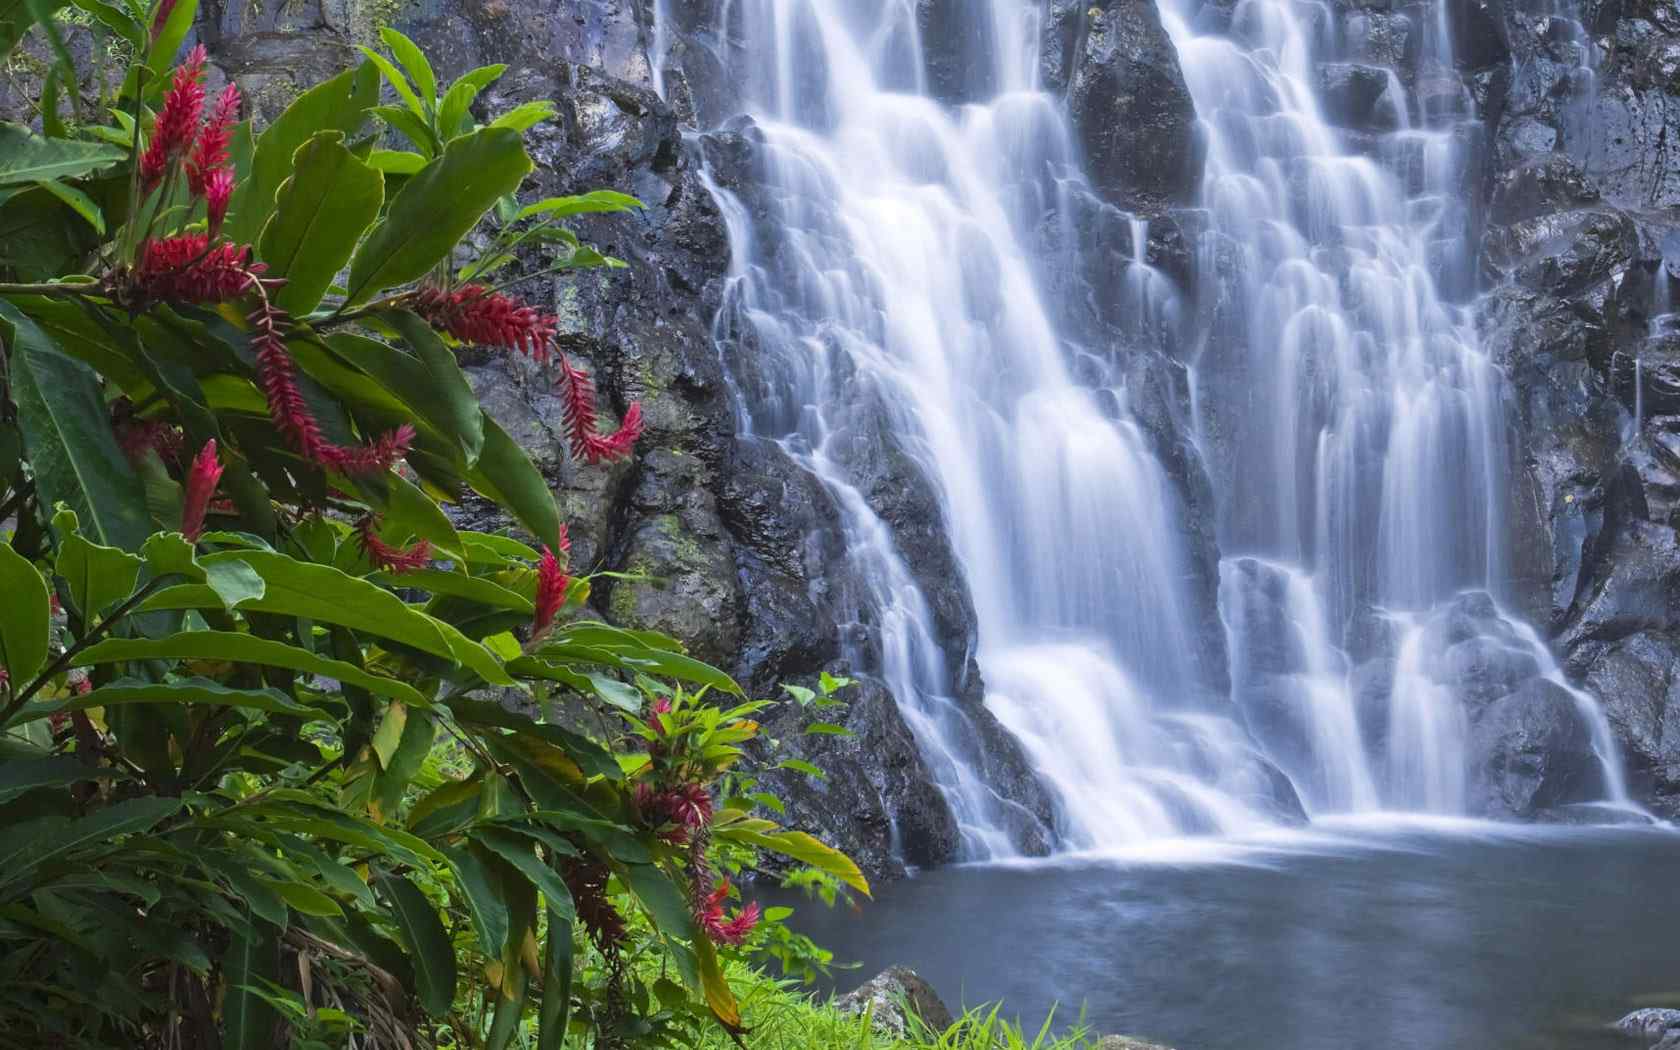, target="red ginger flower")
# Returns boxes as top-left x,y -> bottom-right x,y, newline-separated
635,781 -> 713,843
180,439 -> 224,541
356,516 -> 432,574
134,235 -> 264,304
556,355 -> 645,464
694,881 -> 761,947
139,45 -> 207,196
413,284 -> 558,359
204,168 -> 235,238
249,302 -> 413,474
531,534 -> 571,638
188,82 -> 240,198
